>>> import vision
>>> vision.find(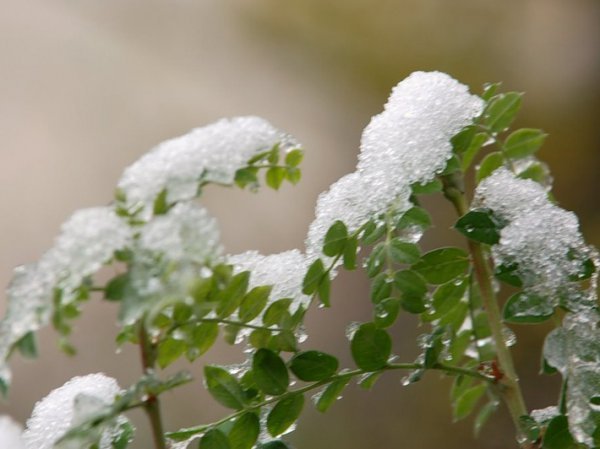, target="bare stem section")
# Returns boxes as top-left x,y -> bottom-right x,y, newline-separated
139,323 -> 167,449
442,173 -> 529,445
